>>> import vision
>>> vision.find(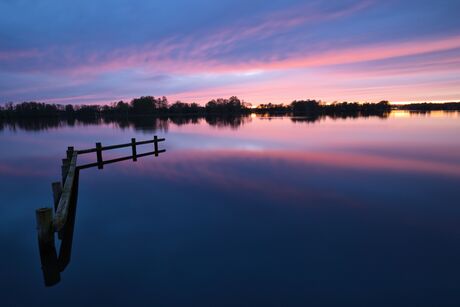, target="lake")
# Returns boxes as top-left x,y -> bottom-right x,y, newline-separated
1,111 -> 460,306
